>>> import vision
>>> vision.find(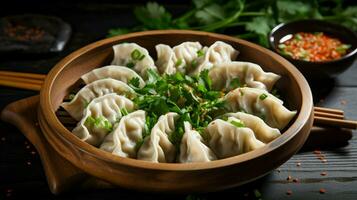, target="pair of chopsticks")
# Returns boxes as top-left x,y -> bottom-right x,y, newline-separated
0,71 -> 45,91
0,70 -> 356,130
